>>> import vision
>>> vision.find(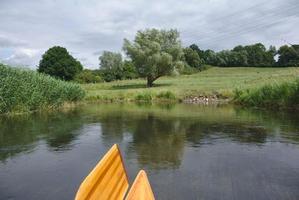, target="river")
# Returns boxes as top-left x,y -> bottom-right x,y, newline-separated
0,103 -> 299,200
